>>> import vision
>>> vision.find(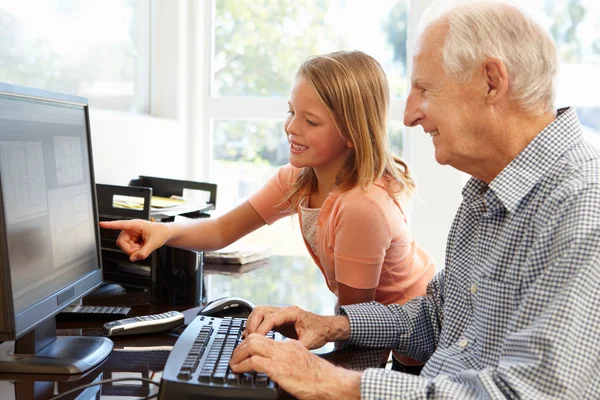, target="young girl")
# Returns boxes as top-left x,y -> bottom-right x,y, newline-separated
100,50 -> 435,373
